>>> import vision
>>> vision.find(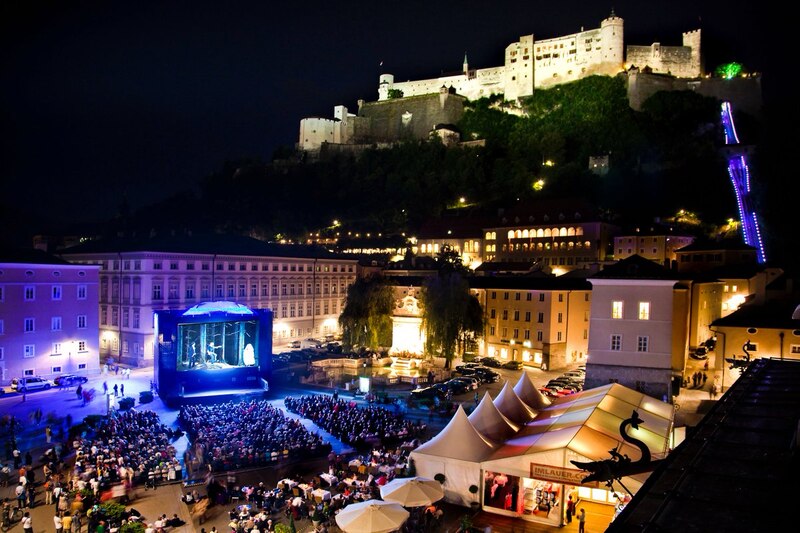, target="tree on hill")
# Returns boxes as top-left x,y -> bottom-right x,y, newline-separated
339,274 -> 394,351
420,246 -> 484,368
